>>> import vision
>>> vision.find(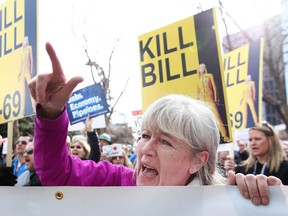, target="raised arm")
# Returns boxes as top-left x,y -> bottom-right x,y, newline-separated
28,42 -> 83,119
29,43 -> 134,186
86,115 -> 101,163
